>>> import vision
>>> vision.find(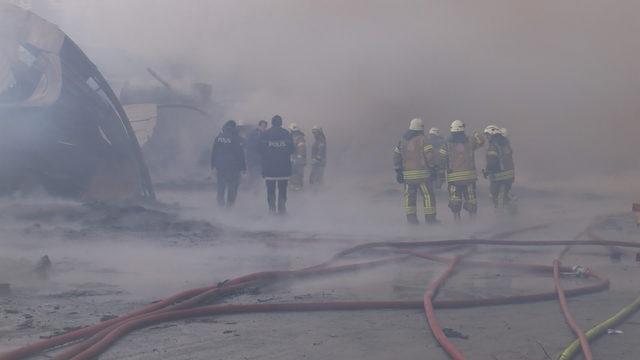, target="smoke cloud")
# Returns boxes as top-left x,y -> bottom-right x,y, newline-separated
31,0 -> 640,189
